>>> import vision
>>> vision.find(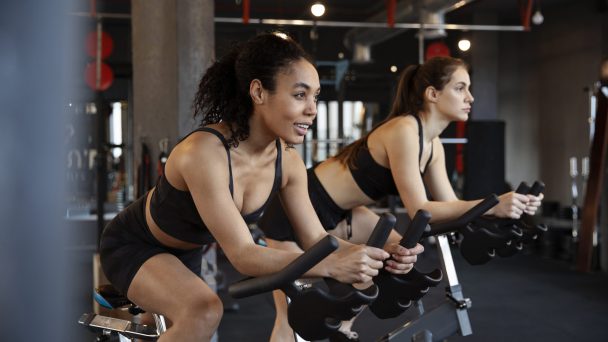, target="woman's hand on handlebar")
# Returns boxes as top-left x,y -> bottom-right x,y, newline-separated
524,192 -> 544,215
491,191 -> 529,219
327,244 -> 389,284
383,243 -> 424,275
